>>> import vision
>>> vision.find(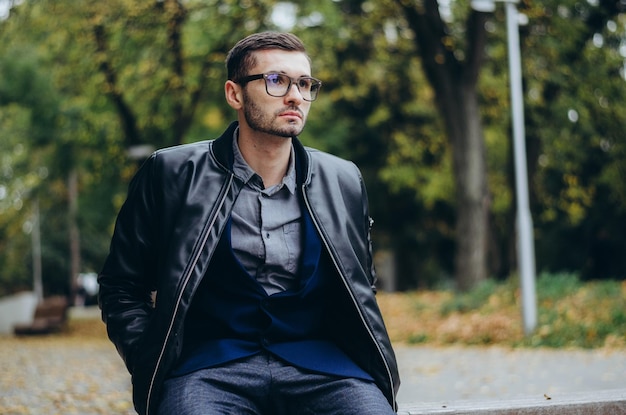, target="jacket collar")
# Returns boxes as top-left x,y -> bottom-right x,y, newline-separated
213,121 -> 311,186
